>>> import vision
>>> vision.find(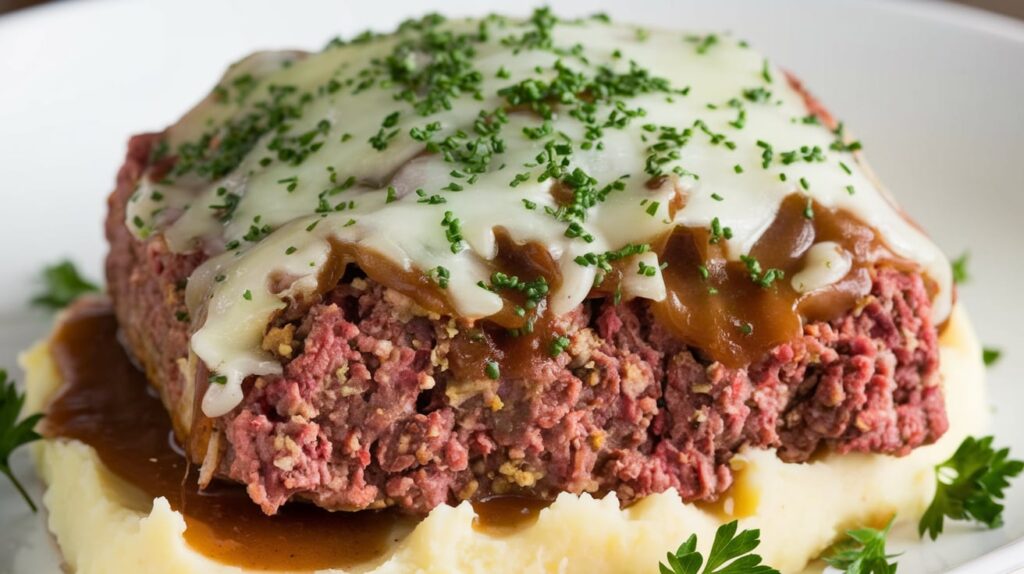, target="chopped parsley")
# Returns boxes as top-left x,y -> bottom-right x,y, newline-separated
242,217 -> 273,243
742,86 -> 772,103
708,217 -> 733,244
740,255 -> 784,288
799,113 -> 820,125
755,140 -> 774,168
277,176 -> 299,192
376,14 -> 486,116
409,121 -> 442,142
644,125 -> 693,177
574,243 -> 650,273
175,83 -> 305,180
441,211 -> 465,253
416,190 -> 447,204
484,360 -> 501,380
760,59 -> 773,84
487,272 -> 549,304
803,197 -> 814,220
267,118 -> 331,167
549,335 -> 571,357
432,265 -> 450,289
779,145 -> 825,165
209,188 -> 242,222
687,33 -> 719,55
830,122 -> 863,153
369,111 -> 402,150
638,261 -> 658,277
